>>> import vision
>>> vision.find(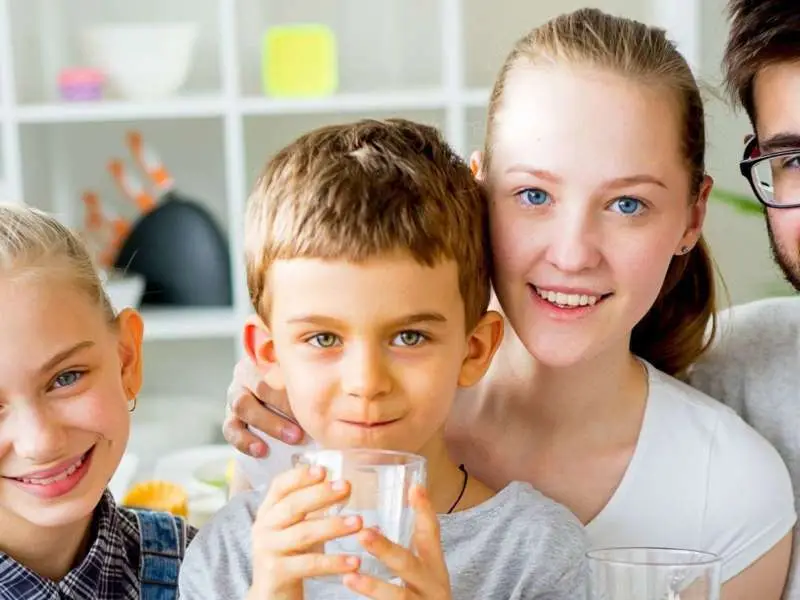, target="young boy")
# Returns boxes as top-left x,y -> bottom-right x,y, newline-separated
178,119 -> 587,599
